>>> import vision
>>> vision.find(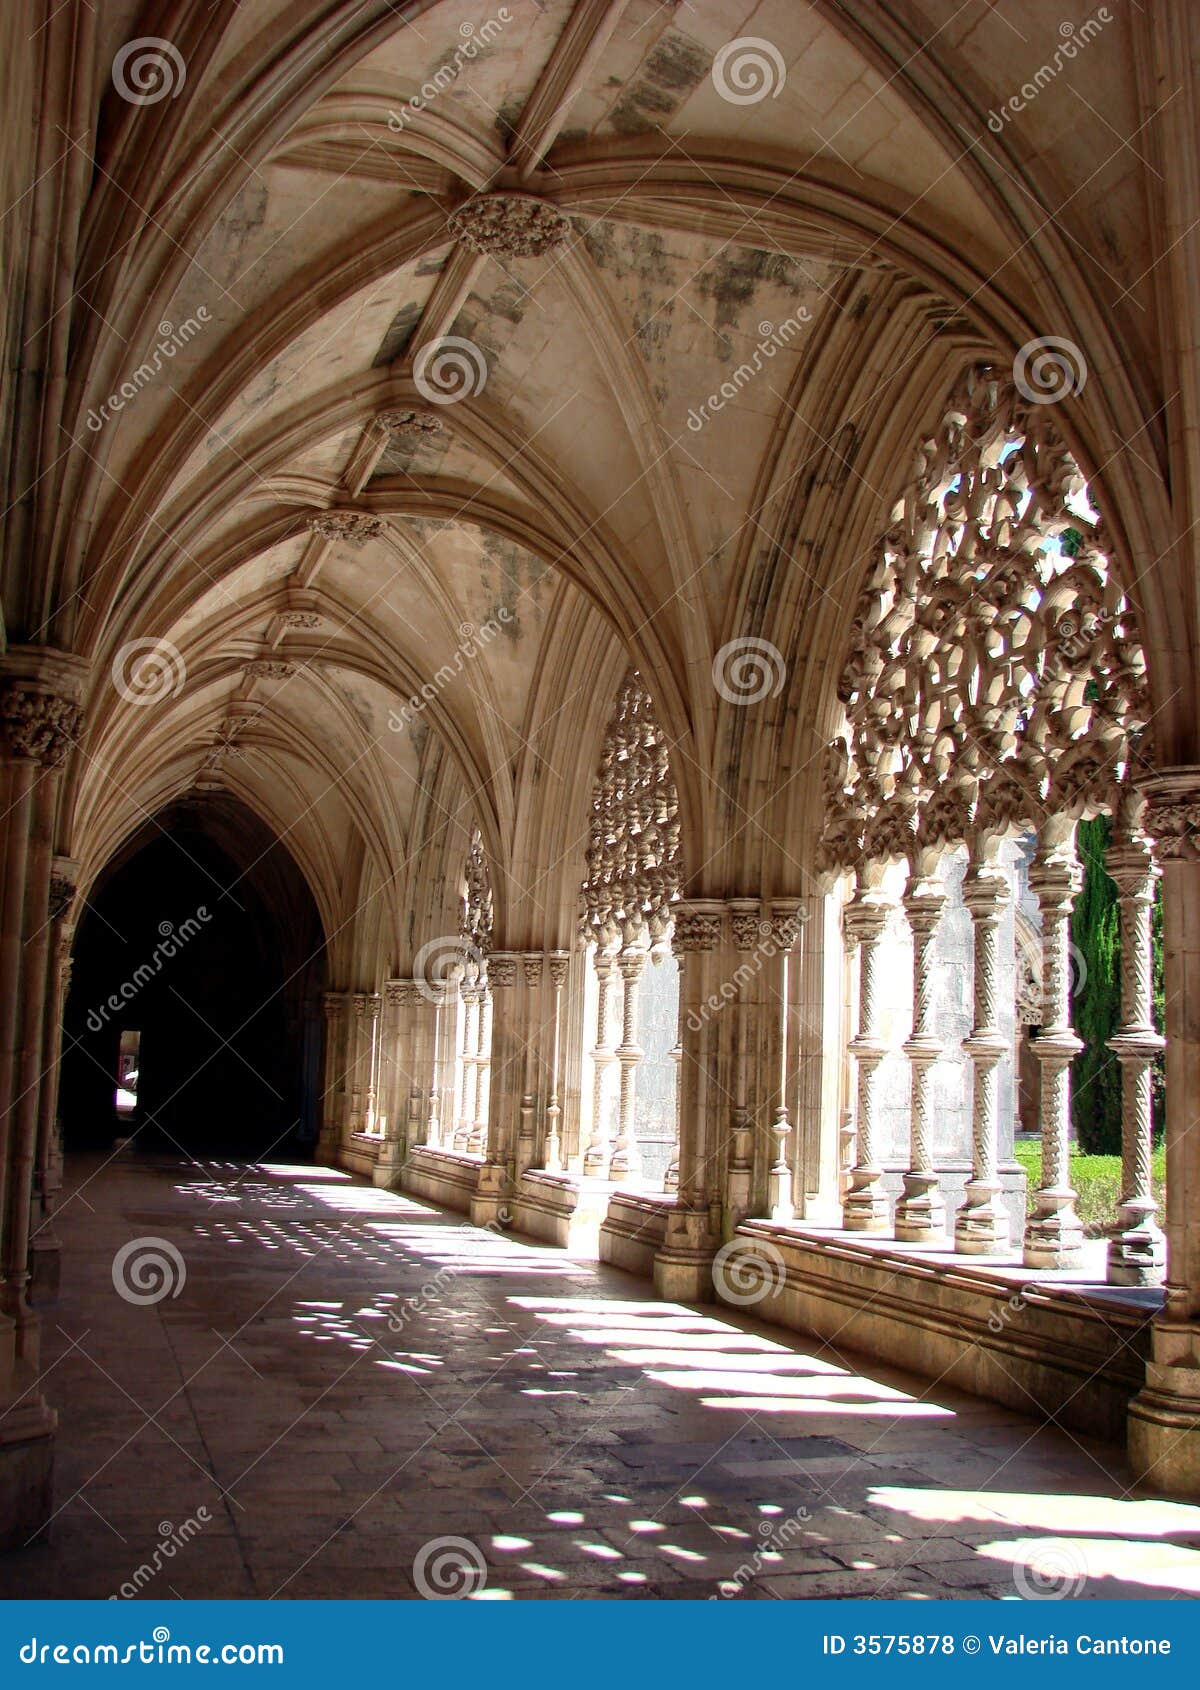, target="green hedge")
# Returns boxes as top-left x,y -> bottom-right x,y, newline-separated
1013,1140 -> 1166,1237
